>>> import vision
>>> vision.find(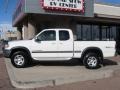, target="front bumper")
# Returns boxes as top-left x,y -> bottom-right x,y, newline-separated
3,49 -> 11,58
